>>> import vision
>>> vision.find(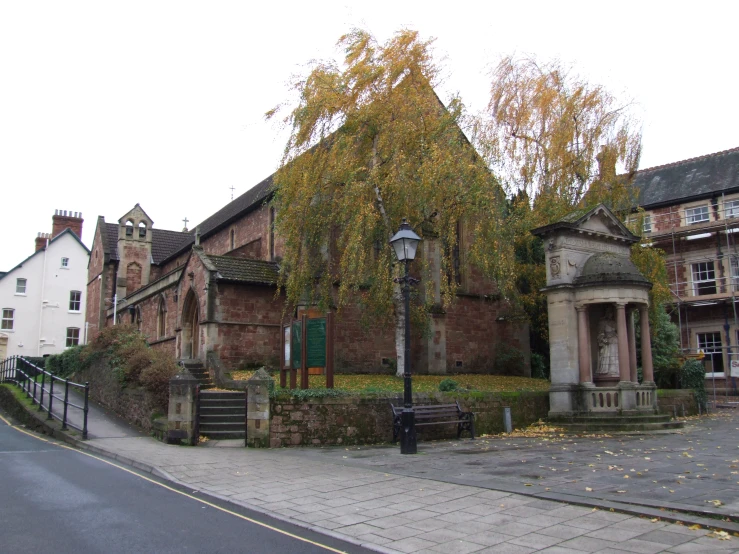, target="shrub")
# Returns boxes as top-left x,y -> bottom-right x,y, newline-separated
494,343 -> 525,375
679,358 -> 707,408
438,378 -> 459,392
139,349 -> 179,407
46,346 -> 87,378
530,352 -> 549,380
